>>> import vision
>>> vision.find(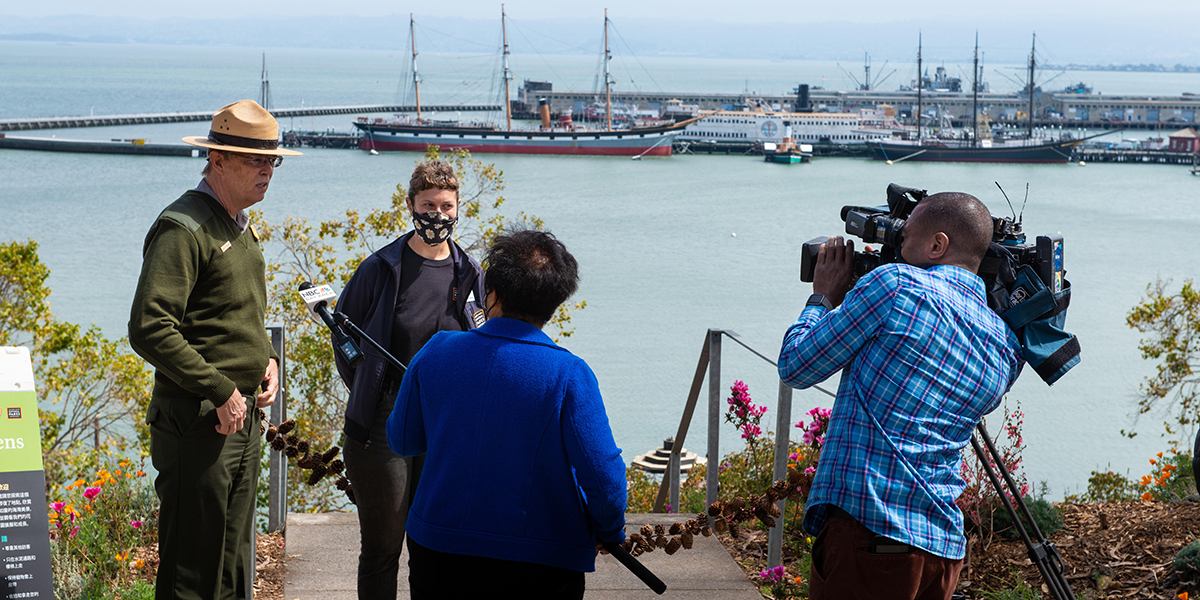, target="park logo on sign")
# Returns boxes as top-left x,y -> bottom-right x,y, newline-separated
6,407 -> 20,419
